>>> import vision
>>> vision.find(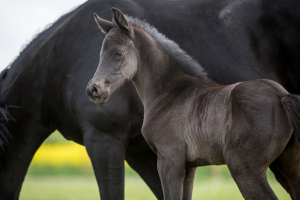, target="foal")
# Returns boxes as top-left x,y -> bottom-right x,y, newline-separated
87,8 -> 300,200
